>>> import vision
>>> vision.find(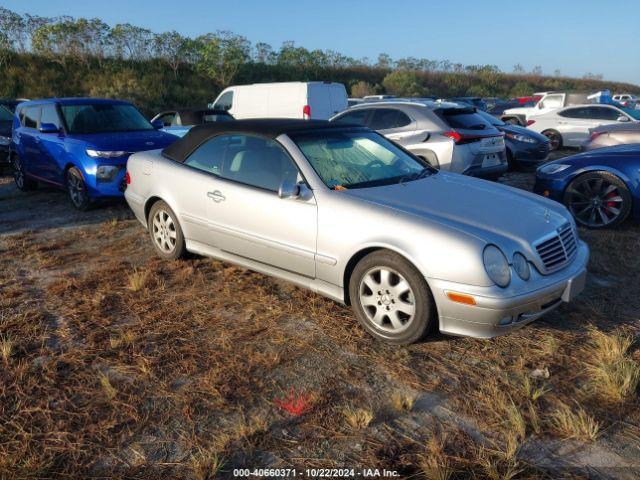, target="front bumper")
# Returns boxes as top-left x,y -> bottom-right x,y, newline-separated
429,241 -> 589,338
510,141 -> 550,164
